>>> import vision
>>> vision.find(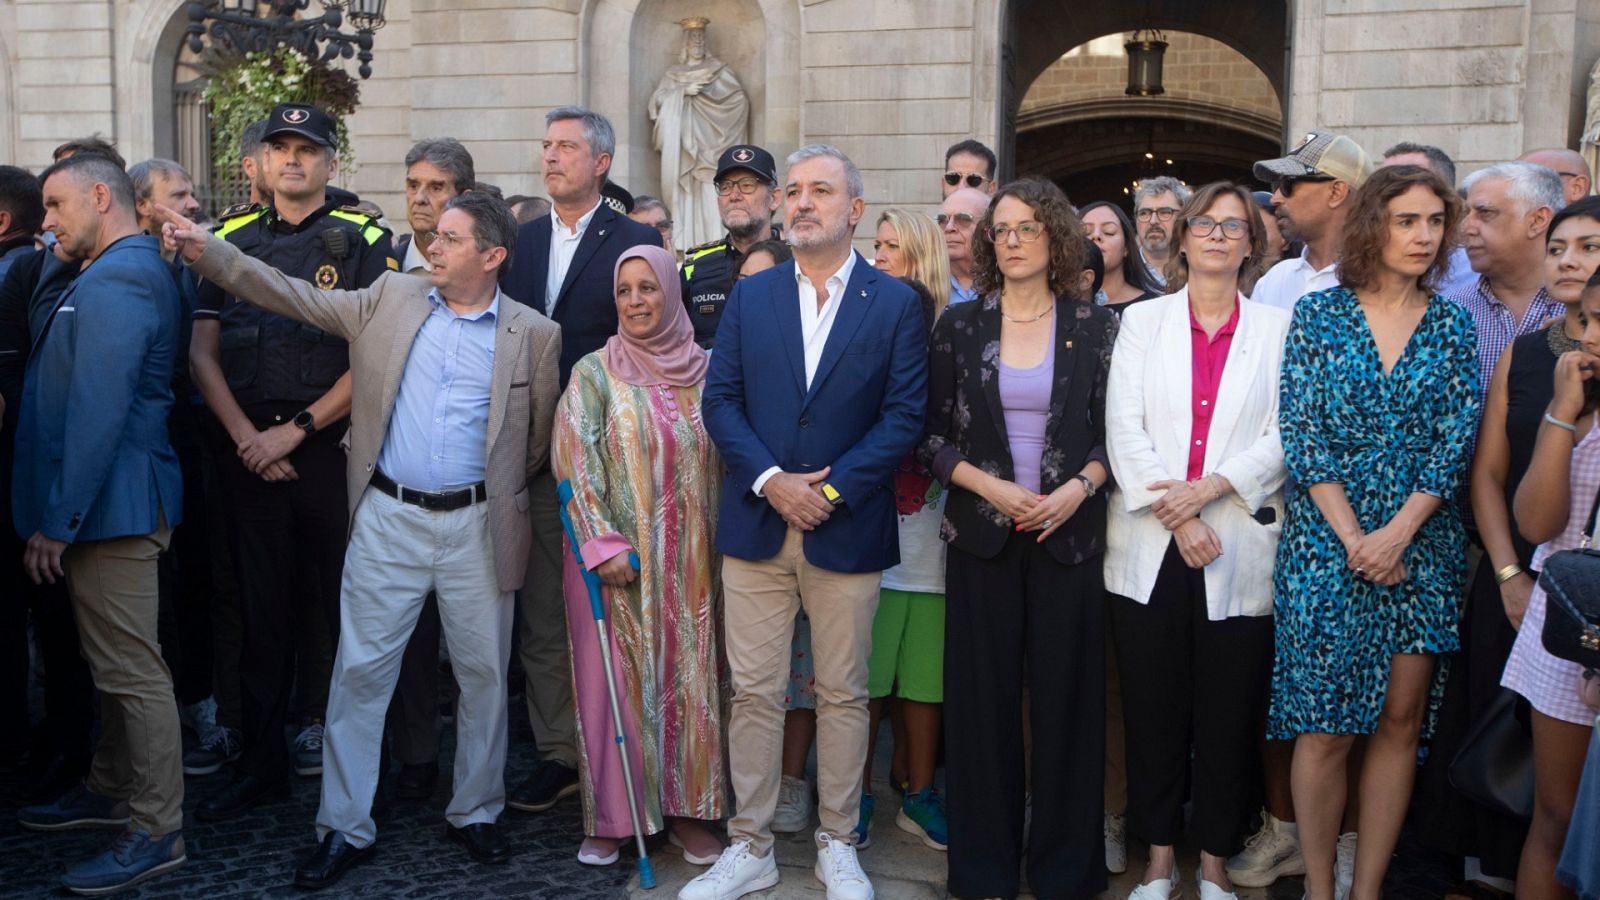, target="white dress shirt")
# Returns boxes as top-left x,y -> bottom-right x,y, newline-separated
401,232 -> 430,274
545,200 -> 601,315
1249,246 -> 1339,312
752,250 -> 858,496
